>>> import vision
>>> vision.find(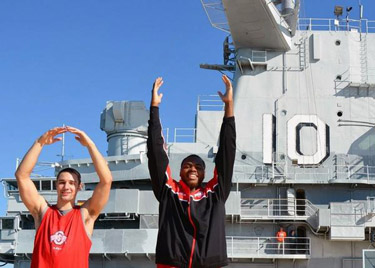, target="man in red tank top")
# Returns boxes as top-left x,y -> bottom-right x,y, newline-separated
15,126 -> 112,268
